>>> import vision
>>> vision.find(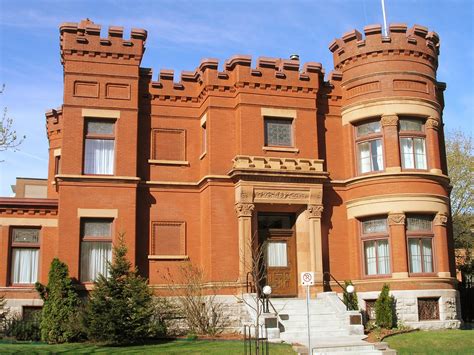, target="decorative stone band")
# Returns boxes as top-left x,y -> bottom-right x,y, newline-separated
425,117 -> 440,130
388,212 -> 406,225
307,204 -> 324,218
235,203 -> 255,218
381,114 -> 399,127
232,155 -> 324,173
434,212 -> 448,226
